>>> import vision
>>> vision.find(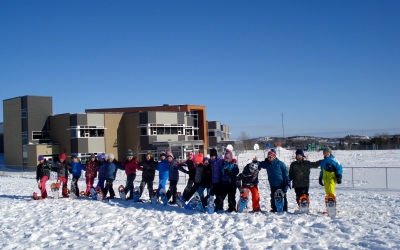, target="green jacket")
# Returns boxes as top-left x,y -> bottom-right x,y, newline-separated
289,159 -> 321,188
